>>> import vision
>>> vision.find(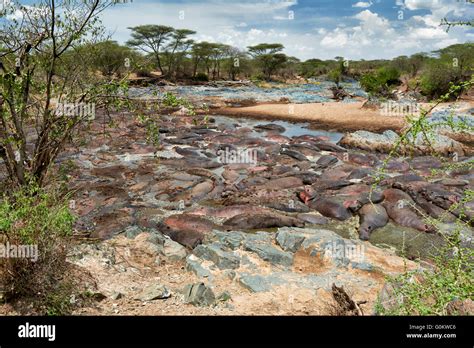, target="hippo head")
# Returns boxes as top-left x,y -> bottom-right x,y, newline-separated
423,224 -> 437,234
344,199 -> 362,213
359,225 -> 372,241
299,186 -> 318,204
